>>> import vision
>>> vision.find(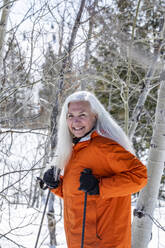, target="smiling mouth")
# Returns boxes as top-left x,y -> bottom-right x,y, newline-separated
73,127 -> 84,131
